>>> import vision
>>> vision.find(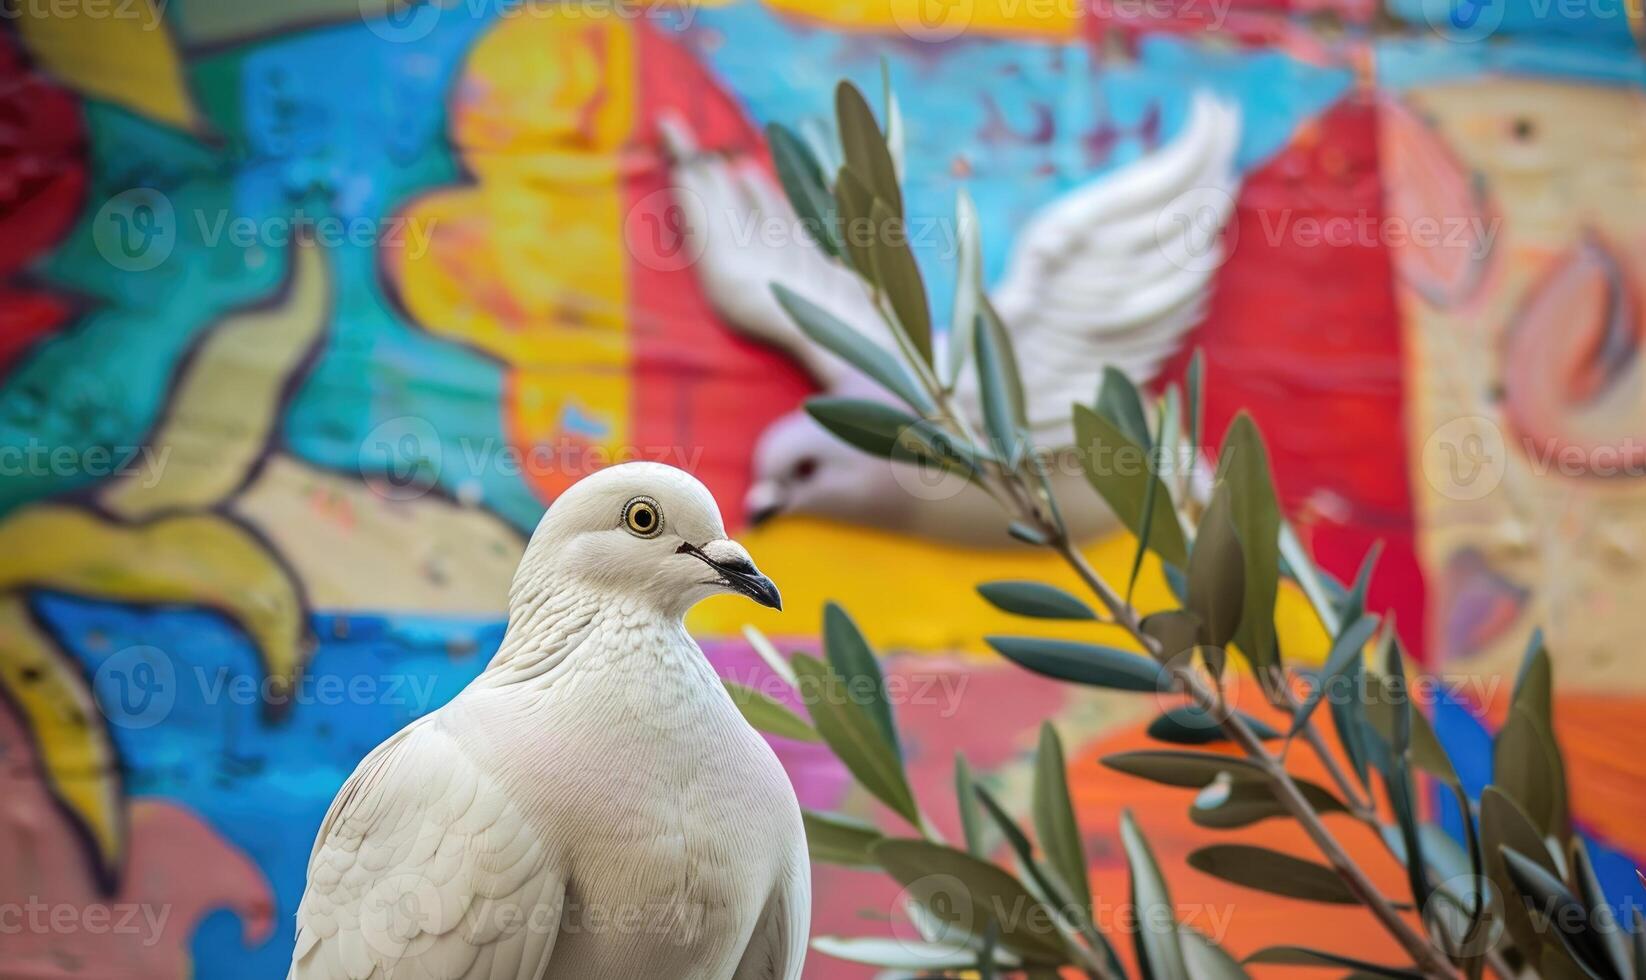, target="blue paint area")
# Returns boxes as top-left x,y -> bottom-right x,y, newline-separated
1385,0 -> 1639,44
1432,690 -> 1646,921
1379,33 -> 1646,90
688,6 -> 1351,327
32,592 -> 505,980
1,14 -> 545,530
